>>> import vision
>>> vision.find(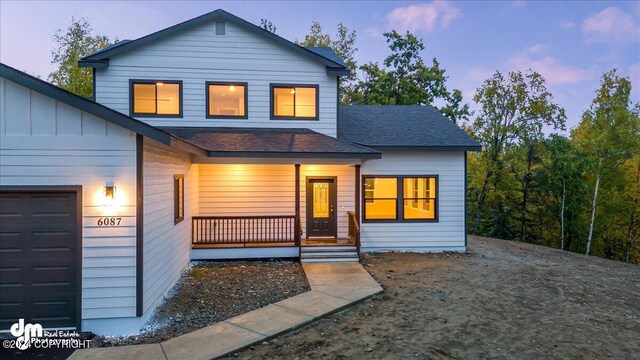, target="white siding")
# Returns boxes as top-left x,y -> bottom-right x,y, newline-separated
360,152 -> 466,251
142,139 -> 198,313
95,21 -> 338,136
0,78 -> 138,321
197,163 -> 355,239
